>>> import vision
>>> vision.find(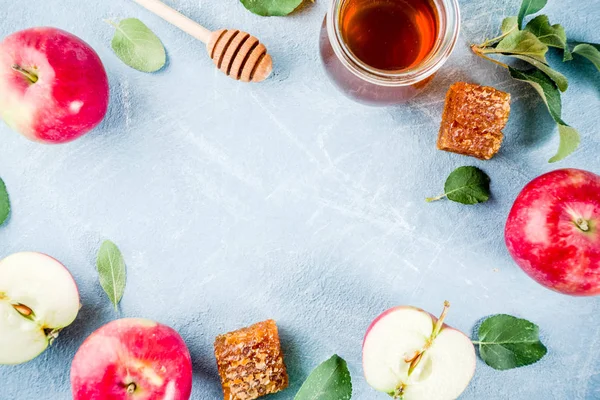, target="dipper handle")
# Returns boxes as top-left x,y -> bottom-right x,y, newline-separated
132,0 -> 273,82
132,0 -> 211,43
